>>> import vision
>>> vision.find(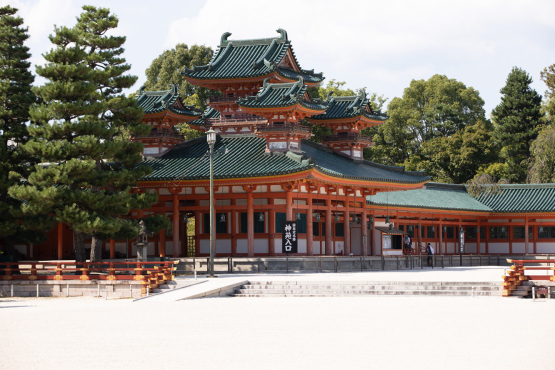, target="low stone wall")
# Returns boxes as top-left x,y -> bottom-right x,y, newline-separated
0,280 -> 144,299
175,254 -> 554,274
